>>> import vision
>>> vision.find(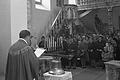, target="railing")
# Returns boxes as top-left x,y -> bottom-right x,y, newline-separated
76,0 -> 120,10
45,9 -> 64,52
51,9 -> 63,28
